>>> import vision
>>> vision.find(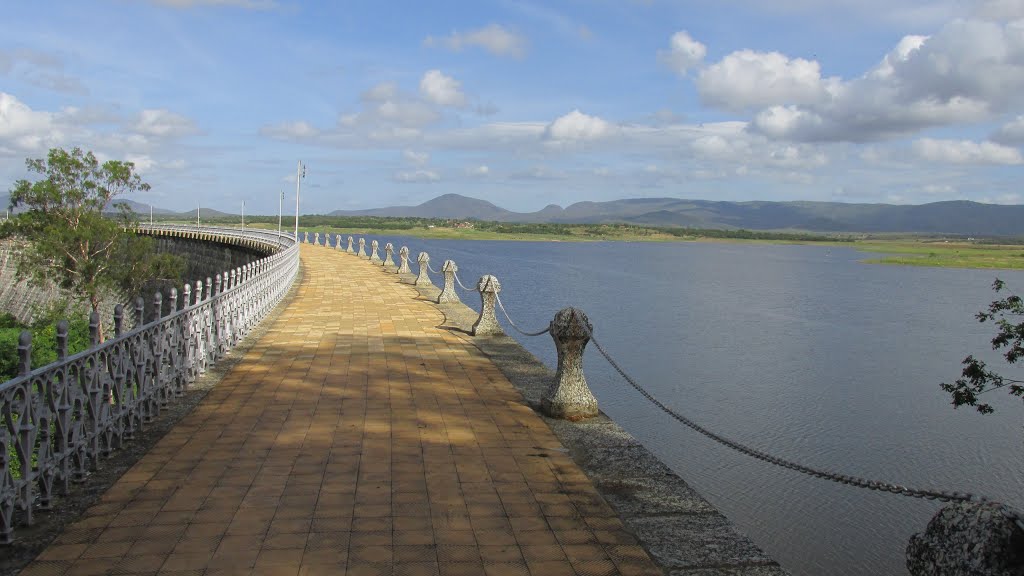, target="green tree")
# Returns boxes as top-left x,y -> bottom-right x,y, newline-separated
942,278 -> 1024,414
3,147 -> 183,340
